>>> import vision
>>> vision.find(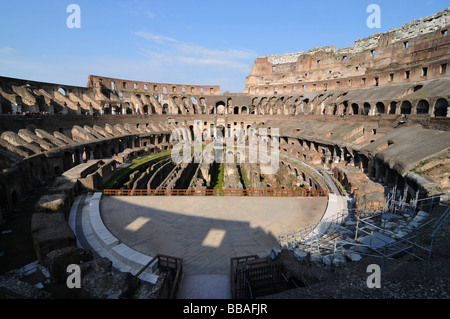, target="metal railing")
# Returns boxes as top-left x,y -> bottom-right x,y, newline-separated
428,205 -> 450,261
134,254 -> 183,299
278,210 -> 351,249
230,255 -> 259,299
103,188 -> 328,197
